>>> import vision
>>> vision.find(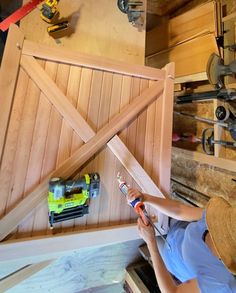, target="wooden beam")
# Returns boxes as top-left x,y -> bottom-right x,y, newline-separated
174,72 -> 208,84
222,11 -> 236,22
0,78 -> 164,241
0,224 -> 139,262
0,260 -> 53,292
0,24 -> 24,165
158,63 -> 174,196
172,147 -> 236,173
22,40 -> 165,81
